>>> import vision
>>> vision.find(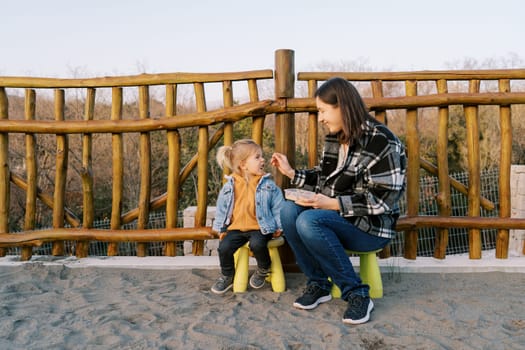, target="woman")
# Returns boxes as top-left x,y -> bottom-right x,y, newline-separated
271,77 -> 406,325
